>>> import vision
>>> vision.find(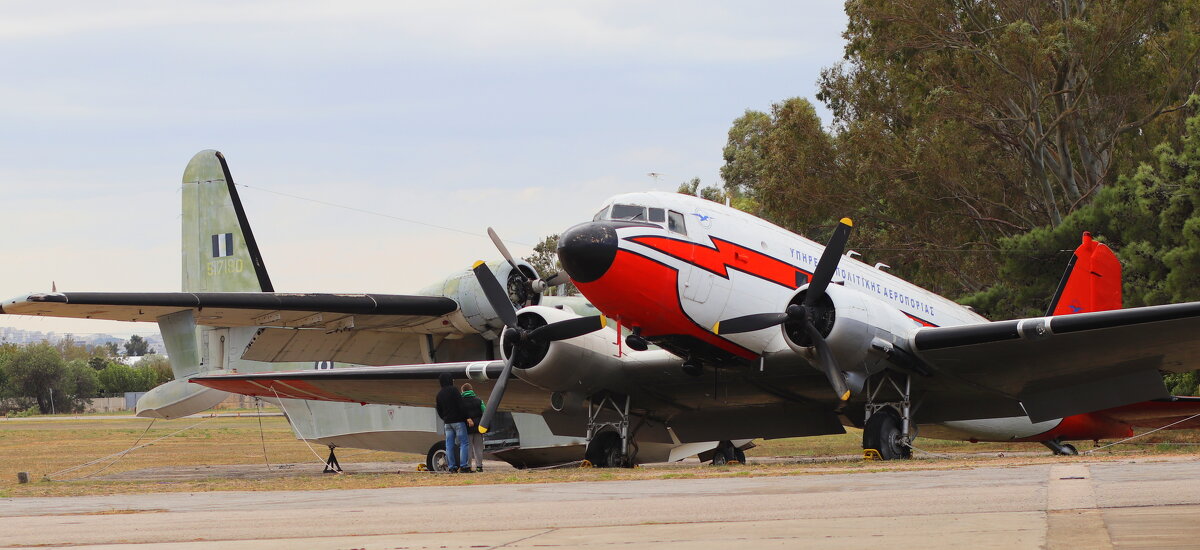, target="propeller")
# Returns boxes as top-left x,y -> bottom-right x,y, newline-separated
487,227 -> 570,294
471,260 -> 605,433
712,218 -> 854,402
